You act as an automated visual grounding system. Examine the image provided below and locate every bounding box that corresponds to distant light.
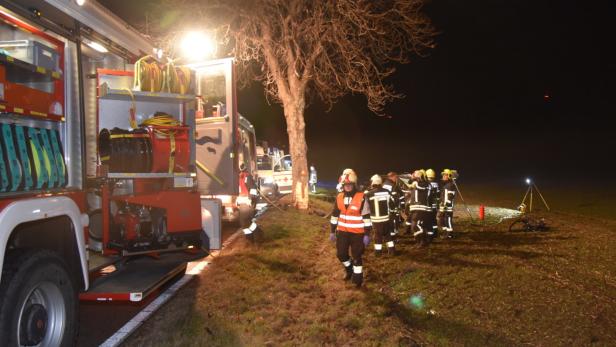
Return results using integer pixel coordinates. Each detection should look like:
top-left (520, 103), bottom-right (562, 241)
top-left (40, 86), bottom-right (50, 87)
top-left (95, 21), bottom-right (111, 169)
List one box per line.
top-left (86, 40), bottom-right (108, 53)
top-left (525, 178), bottom-right (531, 185)
top-left (76, 0), bottom-right (85, 6)
top-left (180, 31), bottom-right (216, 61)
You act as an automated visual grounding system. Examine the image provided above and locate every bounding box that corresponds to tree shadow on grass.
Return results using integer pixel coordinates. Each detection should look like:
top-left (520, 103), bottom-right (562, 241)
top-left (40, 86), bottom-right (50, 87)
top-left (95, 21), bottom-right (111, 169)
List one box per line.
top-left (246, 253), bottom-right (300, 274)
top-left (257, 224), bottom-right (291, 243)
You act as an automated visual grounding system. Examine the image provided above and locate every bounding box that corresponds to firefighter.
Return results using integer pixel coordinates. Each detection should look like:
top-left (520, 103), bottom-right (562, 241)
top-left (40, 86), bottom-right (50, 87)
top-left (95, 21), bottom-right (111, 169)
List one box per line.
top-left (239, 162), bottom-right (258, 242)
top-left (309, 165), bottom-right (318, 193)
top-left (366, 174), bottom-right (396, 256)
top-left (426, 169), bottom-right (440, 239)
top-left (383, 171), bottom-right (404, 237)
top-left (330, 171), bottom-right (372, 287)
top-left (438, 169), bottom-right (457, 238)
top-left (407, 169), bottom-right (431, 246)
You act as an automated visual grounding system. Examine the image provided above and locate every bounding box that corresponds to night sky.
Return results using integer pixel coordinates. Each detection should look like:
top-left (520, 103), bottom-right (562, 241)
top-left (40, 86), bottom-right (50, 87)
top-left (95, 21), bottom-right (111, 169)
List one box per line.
top-left (104, 0), bottom-right (615, 184)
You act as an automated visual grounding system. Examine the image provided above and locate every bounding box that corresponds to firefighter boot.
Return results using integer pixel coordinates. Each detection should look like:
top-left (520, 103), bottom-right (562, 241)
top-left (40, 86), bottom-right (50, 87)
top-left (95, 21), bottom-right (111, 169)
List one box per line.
top-left (387, 241), bottom-right (396, 256)
top-left (374, 244), bottom-right (383, 257)
top-left (343, 265), bottom-right (353, 281)
top-left (352, 271), bottom-right (363, 288)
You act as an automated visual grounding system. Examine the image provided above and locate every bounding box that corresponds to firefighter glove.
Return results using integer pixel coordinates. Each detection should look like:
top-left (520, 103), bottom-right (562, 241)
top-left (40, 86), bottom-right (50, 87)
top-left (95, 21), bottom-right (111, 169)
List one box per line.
top-left (363, 235), bottom-right (370, 247)
top-left (329, 232), bottom-right (337, 242)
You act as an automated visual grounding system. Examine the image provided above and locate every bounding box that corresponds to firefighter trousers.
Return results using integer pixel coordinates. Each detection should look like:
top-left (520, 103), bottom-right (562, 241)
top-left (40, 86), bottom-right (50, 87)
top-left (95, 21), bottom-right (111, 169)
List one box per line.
top-left (336, 231), bottom-right (365, 286)
top-left (372, 221), bottom-right (394, 251)
top-left (438, 211), bottom-right (454, 237)
top-left (410, 210), bottom-right (431, 246)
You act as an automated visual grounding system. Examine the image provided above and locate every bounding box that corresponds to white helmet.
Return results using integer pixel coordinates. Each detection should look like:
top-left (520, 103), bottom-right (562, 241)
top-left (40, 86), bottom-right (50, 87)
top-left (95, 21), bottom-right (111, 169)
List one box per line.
top-left (370, 174), bottom-right (382, 186)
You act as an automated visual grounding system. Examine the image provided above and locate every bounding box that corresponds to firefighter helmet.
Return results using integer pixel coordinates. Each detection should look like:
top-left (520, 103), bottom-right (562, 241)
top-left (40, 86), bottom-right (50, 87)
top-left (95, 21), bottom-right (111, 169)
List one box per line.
top-left (342, 172), bottom-right (358, 185)
top-left (426, 169), bottom-right (436, 179)
top-left (442, 168), bottom-right (452, 176)
top-left (414, 169), bottom-right (426, 180)
top-left (370, 174), bottom-right (382, 186)
top-left (342, 168), bottom-right (355, 175)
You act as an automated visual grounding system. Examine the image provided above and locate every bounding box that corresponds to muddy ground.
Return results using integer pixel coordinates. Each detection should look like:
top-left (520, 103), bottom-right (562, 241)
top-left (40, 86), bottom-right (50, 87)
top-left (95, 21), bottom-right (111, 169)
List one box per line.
top-left (124, 189), bottom-right (616, 346)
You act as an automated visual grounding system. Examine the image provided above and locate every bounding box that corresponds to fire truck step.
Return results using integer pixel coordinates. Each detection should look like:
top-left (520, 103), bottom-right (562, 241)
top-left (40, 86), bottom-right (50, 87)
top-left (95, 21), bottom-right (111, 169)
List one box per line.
top-left (80, 250), bottom-right (207, 302)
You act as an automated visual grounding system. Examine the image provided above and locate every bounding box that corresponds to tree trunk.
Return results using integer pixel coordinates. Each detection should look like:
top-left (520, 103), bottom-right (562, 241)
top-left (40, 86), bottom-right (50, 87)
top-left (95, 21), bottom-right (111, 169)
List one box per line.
top-left (282, 97), bottom-right (309, 210)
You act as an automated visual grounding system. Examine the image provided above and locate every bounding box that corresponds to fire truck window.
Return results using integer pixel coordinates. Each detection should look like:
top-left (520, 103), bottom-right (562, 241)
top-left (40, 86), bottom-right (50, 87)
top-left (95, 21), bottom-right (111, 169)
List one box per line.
top-left (0, 19), bottom-right (59, 94)
top-left (197, 67), bottom-right (226, 118)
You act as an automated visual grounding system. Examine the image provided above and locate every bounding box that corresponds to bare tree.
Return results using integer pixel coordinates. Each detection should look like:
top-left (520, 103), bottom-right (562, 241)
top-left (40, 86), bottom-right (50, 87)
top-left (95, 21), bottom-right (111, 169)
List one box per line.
top-left (158, 0), bottom-right (434, 209)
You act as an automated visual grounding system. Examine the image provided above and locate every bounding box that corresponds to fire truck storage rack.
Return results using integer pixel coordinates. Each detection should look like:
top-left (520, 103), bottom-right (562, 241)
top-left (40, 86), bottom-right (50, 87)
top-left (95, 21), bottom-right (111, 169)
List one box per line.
top-left (91, 68), bottom-right (201, 257)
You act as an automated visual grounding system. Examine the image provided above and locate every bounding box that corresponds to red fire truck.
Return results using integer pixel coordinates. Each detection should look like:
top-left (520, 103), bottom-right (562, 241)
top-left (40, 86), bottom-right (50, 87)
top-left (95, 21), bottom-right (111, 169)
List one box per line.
top-left (0, 1), bottom-right (246, 345)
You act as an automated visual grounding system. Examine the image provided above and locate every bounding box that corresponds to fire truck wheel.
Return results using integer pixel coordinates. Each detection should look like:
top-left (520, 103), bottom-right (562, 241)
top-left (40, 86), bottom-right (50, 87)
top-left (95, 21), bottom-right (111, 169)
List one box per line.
top-left (0, 249), bottom-right (78, 347)
top-left (238, 204), bottom-right (253, 229)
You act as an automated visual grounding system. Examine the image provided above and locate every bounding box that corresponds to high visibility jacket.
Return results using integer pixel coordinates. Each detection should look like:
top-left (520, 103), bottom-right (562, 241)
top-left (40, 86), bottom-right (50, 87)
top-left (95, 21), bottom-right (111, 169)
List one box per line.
top-left (408, 180), bottom-right (431, 212)
top-left (382, 178), bottom-right (404, 213)
top-left (331, 191), bottom-right (371, 234)
top-left (440, 181), bottom-right (456, 212)
top-left (366, 186), bottom-right (394, 223)
top-left (428, 180), bottom-right (440, 210)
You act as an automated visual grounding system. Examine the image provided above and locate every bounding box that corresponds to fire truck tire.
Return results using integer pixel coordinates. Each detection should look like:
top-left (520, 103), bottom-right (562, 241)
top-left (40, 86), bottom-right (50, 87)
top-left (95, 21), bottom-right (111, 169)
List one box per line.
top-left (238, 204), bottom-right (253, 229)
top-left (0, 249), bottom-right (78, 347)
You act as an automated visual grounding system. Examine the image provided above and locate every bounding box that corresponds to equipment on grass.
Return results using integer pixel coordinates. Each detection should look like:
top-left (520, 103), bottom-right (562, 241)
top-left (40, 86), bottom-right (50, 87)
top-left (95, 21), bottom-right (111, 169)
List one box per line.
top-left (519, 178), bottom-right (550, 213)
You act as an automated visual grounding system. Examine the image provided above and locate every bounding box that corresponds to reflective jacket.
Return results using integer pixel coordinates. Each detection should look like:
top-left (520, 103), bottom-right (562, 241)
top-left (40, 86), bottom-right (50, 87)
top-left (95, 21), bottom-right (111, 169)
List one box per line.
top-left (382, 178), bottom-right (404, 213)
top-left (330, 191), bottom-right (372, 234)
top-left (428, 180), bottom-right (440, 210)
top-left (439, 181), bottom-right (456, 212)
top-left (366, 186), bottom-right (395, 223)
top-left (407, 180), bottom-right (431, 212)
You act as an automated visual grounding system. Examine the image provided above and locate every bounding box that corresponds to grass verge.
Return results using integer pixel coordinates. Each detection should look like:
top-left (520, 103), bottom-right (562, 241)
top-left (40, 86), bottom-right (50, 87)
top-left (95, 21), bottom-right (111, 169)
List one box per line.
top-left (125, 196), bottom-right (616, 346)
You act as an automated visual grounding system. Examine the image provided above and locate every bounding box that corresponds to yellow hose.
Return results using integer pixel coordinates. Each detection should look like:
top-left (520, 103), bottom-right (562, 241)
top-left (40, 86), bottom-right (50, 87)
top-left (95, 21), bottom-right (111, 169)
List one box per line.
top-left (134, 55), bottom-right (163, 92)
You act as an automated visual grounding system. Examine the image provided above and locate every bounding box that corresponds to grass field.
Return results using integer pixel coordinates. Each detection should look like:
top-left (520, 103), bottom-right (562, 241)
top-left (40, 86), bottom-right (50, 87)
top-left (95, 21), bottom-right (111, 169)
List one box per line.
top-left (125, 188), bottom-right (616, 346)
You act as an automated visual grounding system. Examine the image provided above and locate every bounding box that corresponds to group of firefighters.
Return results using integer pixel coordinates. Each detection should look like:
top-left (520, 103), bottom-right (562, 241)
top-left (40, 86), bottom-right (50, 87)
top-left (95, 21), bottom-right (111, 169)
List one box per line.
top-left (330, 168), bottom-right (458, 287)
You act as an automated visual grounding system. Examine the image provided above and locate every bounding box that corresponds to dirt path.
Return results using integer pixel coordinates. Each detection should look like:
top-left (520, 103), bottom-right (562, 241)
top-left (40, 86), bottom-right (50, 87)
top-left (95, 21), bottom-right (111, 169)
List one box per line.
top-left (124, 198), bottom-right (616, 346)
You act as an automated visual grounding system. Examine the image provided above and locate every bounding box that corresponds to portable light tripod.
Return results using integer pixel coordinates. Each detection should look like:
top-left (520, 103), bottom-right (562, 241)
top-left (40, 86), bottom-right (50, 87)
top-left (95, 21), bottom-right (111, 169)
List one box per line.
top-left (520, 178), bottom-right (550, 213)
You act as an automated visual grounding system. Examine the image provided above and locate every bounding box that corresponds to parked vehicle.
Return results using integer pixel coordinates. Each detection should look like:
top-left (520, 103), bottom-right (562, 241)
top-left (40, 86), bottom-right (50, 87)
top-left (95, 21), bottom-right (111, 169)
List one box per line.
top-left (0, 1), bottom-right (240, 345)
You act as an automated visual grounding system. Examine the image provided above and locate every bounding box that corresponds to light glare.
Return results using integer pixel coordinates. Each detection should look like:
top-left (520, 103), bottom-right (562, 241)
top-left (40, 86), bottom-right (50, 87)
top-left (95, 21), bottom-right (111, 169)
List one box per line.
top-left (86, 40), bottom-right (108, 53)
top-left (181, 31), bottom-right (216, 61)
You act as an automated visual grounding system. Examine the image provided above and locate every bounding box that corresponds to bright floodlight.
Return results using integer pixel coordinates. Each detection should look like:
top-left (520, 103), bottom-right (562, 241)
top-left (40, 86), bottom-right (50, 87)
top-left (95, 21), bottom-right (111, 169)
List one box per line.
top-left (76, 0), bottom-right (85, 6)
top-left (181, 31), bottom-right (216, 61)
top-left (525, 178), bottom-right (531, 185)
